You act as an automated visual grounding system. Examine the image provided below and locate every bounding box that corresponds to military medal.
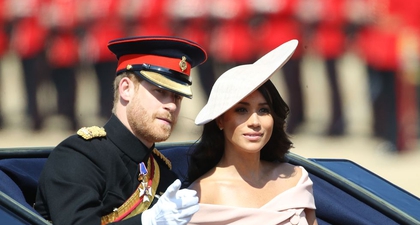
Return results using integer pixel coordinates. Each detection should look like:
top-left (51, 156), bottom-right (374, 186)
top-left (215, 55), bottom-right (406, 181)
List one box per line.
top-left (138, 161), bottom-right (152, 202)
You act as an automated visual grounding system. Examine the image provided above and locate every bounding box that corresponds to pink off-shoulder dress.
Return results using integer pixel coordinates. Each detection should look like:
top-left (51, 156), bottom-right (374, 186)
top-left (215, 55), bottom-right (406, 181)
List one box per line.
top-left (188, 166), bottom-right (316, 225)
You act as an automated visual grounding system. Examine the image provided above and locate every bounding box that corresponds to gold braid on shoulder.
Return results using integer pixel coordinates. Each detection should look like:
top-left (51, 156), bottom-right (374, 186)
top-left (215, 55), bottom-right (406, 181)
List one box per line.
top-left (77, 126), bottom-right (107, 140)
top-left (152, 148), bottom-right (172, 170)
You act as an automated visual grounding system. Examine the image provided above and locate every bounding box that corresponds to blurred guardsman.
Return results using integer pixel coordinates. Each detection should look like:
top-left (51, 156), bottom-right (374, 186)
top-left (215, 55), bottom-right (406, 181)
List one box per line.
top-left (80, 0), bottom-right (126, 120)
top-left (356, 0), bottom-right (420, 151)
top-left (9, 0), bottom-right (49, 130)
top-left (44, 0), bottom-right (81, 130)
top-left (35, 36), bottom-right (207, 225)
top-left (310, 0), bottom-right (347, 136)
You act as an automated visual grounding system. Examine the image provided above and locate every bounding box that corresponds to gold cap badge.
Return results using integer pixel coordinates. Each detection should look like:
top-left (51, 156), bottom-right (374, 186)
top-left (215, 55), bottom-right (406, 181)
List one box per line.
top-left (179, 56), bottom-right (187, 72)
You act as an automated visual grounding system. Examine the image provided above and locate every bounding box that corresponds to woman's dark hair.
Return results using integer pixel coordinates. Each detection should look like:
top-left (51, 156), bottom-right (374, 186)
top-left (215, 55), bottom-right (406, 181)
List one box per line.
top-left (187, 80), bottom-right (293, 184)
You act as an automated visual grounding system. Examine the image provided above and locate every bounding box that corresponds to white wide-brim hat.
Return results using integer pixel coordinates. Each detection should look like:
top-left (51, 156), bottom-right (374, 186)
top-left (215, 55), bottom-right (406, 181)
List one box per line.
top-left (195, 39), bottom-right (298, 125)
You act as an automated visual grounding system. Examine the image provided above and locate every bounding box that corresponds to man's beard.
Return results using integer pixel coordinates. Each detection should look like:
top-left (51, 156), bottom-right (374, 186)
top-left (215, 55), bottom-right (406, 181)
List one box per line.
top-left (127, 104), bottom-right (175, 143)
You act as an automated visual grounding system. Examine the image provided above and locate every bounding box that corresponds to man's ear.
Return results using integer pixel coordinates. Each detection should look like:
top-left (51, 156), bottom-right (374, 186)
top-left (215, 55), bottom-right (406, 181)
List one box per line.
top-left (119, 77), bottom-right (133, 101)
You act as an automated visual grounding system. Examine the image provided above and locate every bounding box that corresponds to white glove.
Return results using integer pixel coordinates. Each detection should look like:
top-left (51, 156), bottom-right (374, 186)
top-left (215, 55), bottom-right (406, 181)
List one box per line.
top-left (141, 179), bottom-right (199, 225)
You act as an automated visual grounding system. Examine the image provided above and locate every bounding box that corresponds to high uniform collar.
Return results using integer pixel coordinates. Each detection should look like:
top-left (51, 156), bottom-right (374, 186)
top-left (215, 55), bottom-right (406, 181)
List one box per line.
top-left (104, 114), bottom-right (154, 163)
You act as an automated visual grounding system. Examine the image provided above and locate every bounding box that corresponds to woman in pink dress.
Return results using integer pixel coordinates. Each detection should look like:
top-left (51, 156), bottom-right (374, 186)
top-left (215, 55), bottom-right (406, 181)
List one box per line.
top-left (187, 40), bottom-right (318, 225)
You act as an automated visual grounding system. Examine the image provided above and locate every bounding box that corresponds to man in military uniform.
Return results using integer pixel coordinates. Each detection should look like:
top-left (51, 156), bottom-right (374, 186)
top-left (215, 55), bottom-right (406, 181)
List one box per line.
top-left (34, 36), bottom-right (207, 225)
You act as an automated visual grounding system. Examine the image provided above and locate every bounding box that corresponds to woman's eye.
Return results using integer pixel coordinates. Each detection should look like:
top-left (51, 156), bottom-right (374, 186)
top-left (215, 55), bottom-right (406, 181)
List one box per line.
top-left (260, 108), bottom-right (270, 114)
top-left (235, 107), bottom-right (247, 113)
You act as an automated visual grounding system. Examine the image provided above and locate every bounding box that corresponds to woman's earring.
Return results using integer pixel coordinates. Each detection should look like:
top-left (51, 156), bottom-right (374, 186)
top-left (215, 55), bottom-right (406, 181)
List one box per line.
top-left (220, 127), bottom-right (223, 131)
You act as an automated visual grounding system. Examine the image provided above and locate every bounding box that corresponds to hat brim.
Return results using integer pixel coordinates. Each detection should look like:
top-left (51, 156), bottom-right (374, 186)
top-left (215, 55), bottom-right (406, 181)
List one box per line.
top-left (139, 70), bottom-right (193, 98)
top-left (195, 39), bottom-right (298, 125)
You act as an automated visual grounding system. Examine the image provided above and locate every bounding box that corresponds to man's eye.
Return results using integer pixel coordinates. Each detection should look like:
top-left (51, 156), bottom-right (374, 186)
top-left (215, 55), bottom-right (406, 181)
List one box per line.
top-left (174, 95), bottom-right (182, 101)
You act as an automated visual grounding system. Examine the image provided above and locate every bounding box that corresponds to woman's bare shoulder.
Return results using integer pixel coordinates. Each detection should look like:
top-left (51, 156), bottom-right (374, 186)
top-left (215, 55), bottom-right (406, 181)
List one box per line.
top-left (188, 171), bottom-right (225, 204)
top-left (269, 162), bottom-right (303, 190)
top-left (188, 177), bottom-right (210, 192)
top-left (273, 162), bottom-right (301, 178)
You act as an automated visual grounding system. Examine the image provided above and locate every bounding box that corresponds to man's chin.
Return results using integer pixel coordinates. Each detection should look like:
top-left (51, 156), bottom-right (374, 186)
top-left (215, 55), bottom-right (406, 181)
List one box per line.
top-left (152, 130), bottom-right (172, 142)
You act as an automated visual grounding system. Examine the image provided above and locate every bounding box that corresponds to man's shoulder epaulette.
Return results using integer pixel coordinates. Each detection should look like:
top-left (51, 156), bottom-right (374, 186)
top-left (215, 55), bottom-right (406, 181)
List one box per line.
top-left (152, 148), bottom-right (172, 170)
top-left (77, 126), bottom-right (107, 140)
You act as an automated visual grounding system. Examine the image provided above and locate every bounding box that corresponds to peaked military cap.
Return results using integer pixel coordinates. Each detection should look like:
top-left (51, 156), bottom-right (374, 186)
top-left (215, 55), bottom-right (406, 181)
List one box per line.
top-left (108, 36), bottom-right (207, 98)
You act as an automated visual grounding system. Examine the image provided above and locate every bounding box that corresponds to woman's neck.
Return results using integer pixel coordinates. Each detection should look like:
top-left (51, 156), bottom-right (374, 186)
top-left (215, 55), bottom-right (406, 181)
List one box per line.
top-left (217, 150), bottom-right (270, 187)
